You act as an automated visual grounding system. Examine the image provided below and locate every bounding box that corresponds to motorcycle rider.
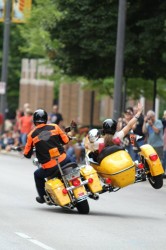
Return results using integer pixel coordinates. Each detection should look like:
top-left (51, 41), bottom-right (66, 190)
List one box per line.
top-left (23, 109), bottom-right (71, 204)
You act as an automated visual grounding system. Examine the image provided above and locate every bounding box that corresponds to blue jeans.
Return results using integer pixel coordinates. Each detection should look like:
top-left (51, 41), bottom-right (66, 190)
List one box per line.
top-left (20, 133), bottom-right (27, 146)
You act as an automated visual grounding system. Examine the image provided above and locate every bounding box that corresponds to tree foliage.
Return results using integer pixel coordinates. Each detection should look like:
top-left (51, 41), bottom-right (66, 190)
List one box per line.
top-left (20, 0), bottom-right (166, 100)
top-left (51, 0), bottom-right (118, 79)
top-left (1, 0), bottom-right (166, 115)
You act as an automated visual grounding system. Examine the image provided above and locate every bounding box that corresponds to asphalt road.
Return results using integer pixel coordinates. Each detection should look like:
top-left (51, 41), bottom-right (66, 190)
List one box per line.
top-left (0, 152), bottom-right (166, 250)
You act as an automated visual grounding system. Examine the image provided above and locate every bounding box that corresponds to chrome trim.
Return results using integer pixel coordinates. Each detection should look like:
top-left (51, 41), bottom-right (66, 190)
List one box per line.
top-left (64, 167), bottom-right (80, 180)
top-left (66, 180), bottom-right (89, 191)
top-left (98, 165), bottom-right (135, 176)
top-left (77, 195), bottom-right (89, 202)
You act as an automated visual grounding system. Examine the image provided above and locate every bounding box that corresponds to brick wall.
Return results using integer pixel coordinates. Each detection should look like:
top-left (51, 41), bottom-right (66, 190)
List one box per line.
top-left (19, 59), bottom-right (54, 112)
top-left (59, 83), bottom-right (111, 127)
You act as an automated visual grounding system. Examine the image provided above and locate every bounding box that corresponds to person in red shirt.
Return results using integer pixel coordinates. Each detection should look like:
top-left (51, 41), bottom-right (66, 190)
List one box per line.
top-left (19, 108), bottom-right (33, 146)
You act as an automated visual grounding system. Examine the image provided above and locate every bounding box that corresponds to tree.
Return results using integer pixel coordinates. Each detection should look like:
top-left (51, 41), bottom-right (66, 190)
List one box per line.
top-left (51, 0), bottom-right (118, 79)
top-left (3, 0), bottom-right (166, 114)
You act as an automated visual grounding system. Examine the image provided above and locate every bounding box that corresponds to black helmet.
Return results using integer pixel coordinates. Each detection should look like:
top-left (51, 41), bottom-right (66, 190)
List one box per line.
top-left (33, 109), bottom-right (48, 125)
top-left (102, 119), bottom-right (117, 135)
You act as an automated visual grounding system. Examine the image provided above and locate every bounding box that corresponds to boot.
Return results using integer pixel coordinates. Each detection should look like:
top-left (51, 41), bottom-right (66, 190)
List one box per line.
top-left (36, 196), bottom-right (45, 204)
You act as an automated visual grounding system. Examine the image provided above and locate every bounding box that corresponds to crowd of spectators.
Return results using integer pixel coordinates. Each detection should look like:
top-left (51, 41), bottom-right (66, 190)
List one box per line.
top-left (0, 103), bottom-right (89, 164)
top-left (117, 107), bottom-right (166, 173)
top-left (0, 103), bottom-right (166, 174)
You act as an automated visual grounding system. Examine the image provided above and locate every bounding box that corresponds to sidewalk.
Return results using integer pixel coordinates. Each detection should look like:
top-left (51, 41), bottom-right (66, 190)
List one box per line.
top-left (0, 149), bottom-right (21, 157)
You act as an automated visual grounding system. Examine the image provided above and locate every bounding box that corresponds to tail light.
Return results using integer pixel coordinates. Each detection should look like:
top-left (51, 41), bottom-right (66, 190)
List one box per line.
top-left (149, 154), bottom-right (158, 161)
top-left (62, 188), bottom-right (68, 195)
top-left (105, 178), bottom-right (112, 184)
top-left (72, 178), bottom-right (81, 187)
top-left (138, 163), bottom-right (144, 169)
top-left (88, 178), bottom-right (93, 184)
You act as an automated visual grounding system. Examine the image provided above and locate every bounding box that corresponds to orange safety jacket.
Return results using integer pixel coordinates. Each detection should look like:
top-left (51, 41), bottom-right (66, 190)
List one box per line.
top-left (24, 123), bottom-right (69, 169)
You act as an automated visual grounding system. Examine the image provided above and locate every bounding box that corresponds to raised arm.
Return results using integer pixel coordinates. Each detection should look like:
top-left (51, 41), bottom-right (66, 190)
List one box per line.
top-left (122, 102), bottom-right (143, 137)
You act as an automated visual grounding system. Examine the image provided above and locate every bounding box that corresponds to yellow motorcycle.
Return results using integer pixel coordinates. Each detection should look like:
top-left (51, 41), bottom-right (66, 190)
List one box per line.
top-left (82, 136), bottom-right (164, 198)
top-left (33, 154), bottom-right (91, 214)
top-left (13, 146), bottom-right (91, 214)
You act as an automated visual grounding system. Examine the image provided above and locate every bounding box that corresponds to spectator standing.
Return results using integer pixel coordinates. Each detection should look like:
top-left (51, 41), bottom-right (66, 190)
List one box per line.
top-left (19, 108), bottom-right (33, 146)
top-left (129, 106), bottom-right (146, 161)
top-left (23, 103), bottom-right (30, 112)
top-left (50, 105), bottom-right (63, 127)
top-left (117, 107), bottom-right (136, 160)
top-left (14, 109), bottom-right (24, 133)
top-left (133, 105), bottom-right (146, 145)
top-left (142, 110), bottom-right (163, 161)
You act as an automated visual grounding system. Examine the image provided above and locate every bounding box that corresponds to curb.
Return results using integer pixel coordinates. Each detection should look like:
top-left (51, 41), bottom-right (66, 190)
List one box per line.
top-left (0, 150), bottom-right (21, 157)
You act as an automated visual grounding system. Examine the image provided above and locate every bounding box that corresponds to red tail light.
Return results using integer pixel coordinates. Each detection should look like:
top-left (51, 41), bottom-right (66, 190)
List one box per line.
top-left (72, 178), bottom-right (81, 187)
top-left (138, 163), bottom-right (144, 169)
top-left (62, 188), bottom-right (68, 195)
top-left (105, 178), bottom-right (112, 184)
top-left (88, 178), bottom-right (93, 184)
top-left (149, 154), bottom-right (158, 161)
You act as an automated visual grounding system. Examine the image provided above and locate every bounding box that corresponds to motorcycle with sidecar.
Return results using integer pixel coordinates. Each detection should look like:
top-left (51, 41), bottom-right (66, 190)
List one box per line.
top-left (13, 131), bottom-right (164, 214)
top-left (80, 135), bottom-right (164, 199)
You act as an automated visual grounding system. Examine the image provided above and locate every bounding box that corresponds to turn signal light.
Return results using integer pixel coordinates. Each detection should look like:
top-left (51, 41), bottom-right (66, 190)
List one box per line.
top-left (62, 188), bottom-right (68, 195)
top-left (105, 178), bottom-right (112, 184)
top-left (72, 178), bottom-right (81, 187)
top-left (138, 163), bottom-right (144, 169)
top-left (88, 178), bottom-right (94, 184)
top-left (149, 154), bottom-right (158, 161)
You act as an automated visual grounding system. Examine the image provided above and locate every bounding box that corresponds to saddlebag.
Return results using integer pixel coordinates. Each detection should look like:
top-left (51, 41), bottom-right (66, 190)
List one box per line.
top-left (80, 165), bottom-right (102, 193)
top-left (45, 178), bottom-right (70, 206)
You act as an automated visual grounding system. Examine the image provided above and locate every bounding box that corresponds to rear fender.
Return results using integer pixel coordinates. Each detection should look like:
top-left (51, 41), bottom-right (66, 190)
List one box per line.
top-left (140, 144), bottom-right (164, 176)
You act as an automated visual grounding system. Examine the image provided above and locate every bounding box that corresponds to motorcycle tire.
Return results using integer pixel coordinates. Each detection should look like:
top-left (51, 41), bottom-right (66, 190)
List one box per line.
top-left (76, 199), bottom-right (90, 214)
top-left (148, 174), bottom-right (163, 189)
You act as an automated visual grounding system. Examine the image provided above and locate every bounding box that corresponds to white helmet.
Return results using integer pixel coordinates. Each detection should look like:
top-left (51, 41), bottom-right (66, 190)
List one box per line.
top-left (88, 129), bottom-right (99, 143)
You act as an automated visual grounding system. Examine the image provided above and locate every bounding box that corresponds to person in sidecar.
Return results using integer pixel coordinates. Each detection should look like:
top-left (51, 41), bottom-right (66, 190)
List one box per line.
top-left (102, 102), bottom-right (143, 146)
top-left (85, 128), bottom-right (104, 162)
top-left (85, 102), bottom-right (143, 162)
top-left (23, 109), bottom-right (71, 204)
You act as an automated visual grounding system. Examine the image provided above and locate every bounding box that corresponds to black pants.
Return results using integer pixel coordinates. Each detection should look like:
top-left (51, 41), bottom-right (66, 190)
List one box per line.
top-left (34, 156), bottom-right (71, 199)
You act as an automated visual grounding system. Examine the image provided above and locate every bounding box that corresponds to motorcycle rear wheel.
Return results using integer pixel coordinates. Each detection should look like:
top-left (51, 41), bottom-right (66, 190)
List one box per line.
top-left (148, 174), bottom-right (163, 189)
top-left (76, 200), bottom-right (90, 214)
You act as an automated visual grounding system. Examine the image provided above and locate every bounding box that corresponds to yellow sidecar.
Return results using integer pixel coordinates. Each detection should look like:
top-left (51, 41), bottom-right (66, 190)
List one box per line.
top-left (90, 146), bottom-right (135, 188)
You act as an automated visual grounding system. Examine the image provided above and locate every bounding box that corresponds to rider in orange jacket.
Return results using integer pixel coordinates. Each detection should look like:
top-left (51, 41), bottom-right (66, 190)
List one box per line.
top-left (24, 109), bottom-right (71, 204)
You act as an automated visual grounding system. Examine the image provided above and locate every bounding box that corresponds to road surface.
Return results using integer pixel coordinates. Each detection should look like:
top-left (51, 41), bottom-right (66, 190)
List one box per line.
top-left (0, 153), bottom-right (166, 250)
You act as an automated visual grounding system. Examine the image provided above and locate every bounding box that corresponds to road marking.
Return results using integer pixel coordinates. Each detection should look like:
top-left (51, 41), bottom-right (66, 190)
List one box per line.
top-left (15, 232), bottom-right (56, 250)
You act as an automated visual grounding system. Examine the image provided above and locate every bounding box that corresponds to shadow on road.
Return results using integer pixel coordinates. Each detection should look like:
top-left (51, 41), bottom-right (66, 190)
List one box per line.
top-left (34, 206), bottom-right (161, 220)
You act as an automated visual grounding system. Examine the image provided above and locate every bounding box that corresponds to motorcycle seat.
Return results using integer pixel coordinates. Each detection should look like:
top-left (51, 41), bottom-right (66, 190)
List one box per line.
top-left (48, 162), bottom-right (78, 179)
top-left (97, 145), bottom-right (125, 164)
